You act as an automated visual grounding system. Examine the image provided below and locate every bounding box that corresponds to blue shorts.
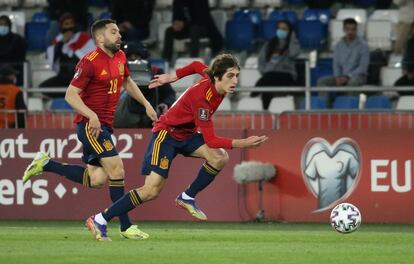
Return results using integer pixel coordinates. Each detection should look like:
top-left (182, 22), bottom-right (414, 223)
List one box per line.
top-left (76, 122), bottom-right (118, 166)
top-left (141, 129), bottom-right (205, 178)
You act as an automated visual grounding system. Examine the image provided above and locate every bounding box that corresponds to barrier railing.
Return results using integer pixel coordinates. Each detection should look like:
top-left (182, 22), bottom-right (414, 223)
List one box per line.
top-left (3, 109), bottom-right (414, 130)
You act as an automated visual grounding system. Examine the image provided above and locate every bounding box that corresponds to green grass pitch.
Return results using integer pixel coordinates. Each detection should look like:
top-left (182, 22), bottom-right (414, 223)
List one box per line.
top-left (1, 221), bottom-right (414, 264)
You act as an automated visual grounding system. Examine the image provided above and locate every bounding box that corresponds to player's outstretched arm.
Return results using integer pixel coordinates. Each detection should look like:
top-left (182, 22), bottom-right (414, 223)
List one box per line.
top-left (124, 76), bottom-right (158, 122)
top-left (65, 85), bottom-right (101, 137)
top-left (149, 61), bottom-right (208, 89)
top-left (200, 125), bottom-right (268, 149)
top-left (148, 72), bottom-right (178, 89)
top-left (232, 136), bottom-right (269, 149)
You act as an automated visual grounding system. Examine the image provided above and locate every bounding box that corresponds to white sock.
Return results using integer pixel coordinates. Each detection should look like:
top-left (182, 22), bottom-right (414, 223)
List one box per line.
top-left (94, 213), bottom-right (107, 225)
top-left (182, 192), bottom-right (194, 200)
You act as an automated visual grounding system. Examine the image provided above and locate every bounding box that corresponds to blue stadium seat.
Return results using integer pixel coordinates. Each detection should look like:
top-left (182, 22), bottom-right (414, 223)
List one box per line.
top-left (297, 20), bottom-right (327, 50)
top-left (226, 19), bottom-right (255, 51)
top-left (300, 96), bottom-right (328, 109)
top-left (262, 20), bottom-right (277, 40)
top-left (365, 95), bottom-right (391, 109)
top-left (50, 98), bottom-right (73, 111)
top-left (25, 22), bottom-right (50, 51)
top-left (333, 96), bottom-right (359, 109)
top-left (302, 8), bottom-right (331, 24)
top-left (283, 11), bottom-right (298, 26)
top-left (32, 11), bottom-right (49, 23)
top-left (233, 9), bottom-right (262, 38)
top-left (268, 10), bottom-right (297, 26)
top-left (311, 58), bottom-right (333, 86)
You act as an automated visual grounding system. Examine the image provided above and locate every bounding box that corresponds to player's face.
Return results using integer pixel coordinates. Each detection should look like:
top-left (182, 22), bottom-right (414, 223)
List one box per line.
top-left (103, 23), bottom-right (122, 54)
top-left (215, 67), bottom-right (240, 95)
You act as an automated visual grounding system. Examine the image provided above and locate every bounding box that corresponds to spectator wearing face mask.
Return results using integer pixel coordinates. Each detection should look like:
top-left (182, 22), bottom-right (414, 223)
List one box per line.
top-left (0, 15), bottom-right (27, 86)
top-left (39, 13), bottom-right (95, 98)
top-left (0, 65), bottom-right (27, 128)
top-left (253, 20), bottom-right (299, 109)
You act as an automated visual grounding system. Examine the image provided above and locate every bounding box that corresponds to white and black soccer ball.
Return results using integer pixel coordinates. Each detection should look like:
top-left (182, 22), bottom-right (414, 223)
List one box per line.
top-left (330, 203), bottom-right (362, 234)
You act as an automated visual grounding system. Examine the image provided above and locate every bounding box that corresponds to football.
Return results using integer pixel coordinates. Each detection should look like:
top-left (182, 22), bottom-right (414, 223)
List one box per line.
top-left (330, 203), bottom-right (362, 233)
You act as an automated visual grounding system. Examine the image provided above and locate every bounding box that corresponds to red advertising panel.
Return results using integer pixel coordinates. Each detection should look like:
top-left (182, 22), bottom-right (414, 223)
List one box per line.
top-left (0, 129), bottom-right (244, 221)
top-left (245, 129), bottom-right (414, 223)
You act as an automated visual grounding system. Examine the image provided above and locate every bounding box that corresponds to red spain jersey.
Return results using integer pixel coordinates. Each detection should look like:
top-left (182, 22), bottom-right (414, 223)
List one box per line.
top-left (153, 61), bottom-right (232, 149)
top-left (70, 47), bottom-right (129, 128)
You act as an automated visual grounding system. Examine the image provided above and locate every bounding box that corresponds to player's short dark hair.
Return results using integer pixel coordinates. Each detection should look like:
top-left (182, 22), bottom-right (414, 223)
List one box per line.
top-left (343, 18), bottom-right (357, 28)
top-left (90, 19), bottom-right (117, 39)
top-left (205, 53), bottom-right (240, 83)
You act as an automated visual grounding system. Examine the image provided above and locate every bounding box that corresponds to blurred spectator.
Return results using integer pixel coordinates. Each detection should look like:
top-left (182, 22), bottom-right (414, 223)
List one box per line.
top-left (317, 19), bottom-right (369, 96)
top-left (114, 41), bottom-right (176, 128)
top-left (253, 20), bottom-right (300, 109)
top-left (0, 15), bottom-right (26, 86)
top-left (46, 0), bottom-right (89, 44)
top-left (40, 13), bottom-right (95, 98)
top-left (47, 0), bottom-right (89, 30)
top-left (393, 0), bottom-right (414, 54)
top-left (109, 0), bottom-right (155, 42)
top-left (162, 0), bottom-right (223, 63)
top-left (394, 23), bottom-right (414, 94)
top-left (0, 65), bottom-right (27, 128)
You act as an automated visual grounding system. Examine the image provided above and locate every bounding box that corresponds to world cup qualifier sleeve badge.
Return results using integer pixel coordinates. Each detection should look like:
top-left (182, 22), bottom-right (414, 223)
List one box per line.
top-left (198, 108), bottom-right (209, 121)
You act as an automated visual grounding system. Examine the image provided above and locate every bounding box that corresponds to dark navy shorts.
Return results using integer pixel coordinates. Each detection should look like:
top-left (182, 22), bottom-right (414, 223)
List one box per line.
top-left (141, 129), bottom-right (205, 178)
top-left (76, 122), bottom-right (118, 166)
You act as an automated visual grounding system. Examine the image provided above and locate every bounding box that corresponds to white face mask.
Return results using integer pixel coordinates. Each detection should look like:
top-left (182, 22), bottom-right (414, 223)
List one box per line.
top-left (0, 25), bottom-right (9, 36)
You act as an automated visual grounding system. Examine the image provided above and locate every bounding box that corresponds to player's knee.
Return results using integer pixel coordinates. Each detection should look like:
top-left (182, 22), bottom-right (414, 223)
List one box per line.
top-left (140, 184), bottom-right (162, 201)
top-left (107, 164), bottom-right (125, 180)
top-left (90, 182), bottom-right (104, 189)
top-left (208, 149), bottom-right (229, 169)
top-left (88, 170), bottom-right (107, 188)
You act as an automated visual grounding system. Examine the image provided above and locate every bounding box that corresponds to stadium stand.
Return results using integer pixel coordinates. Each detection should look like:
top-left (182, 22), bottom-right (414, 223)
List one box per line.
top-left (365, 95), bottom-right (392, 109)
top-left (220, 0), bottom-right (249, 9)
top-left (396, 96), bottom-right (414, 110)
top-left (216, 96), bottom-right (232, 111)
top-left (299, 96), bottom-right (328, 109)
top-left (380, 66), bottom-right (402, 87)
top-left (366, 20), bottom-right (392, 51)
top-left (332, 96), bottom-right (359, 109)
top-left (252, 0), bottom-right (282, 8)
top-left (49, 98), bottom-right (72, 111)
top-left (267, 96), bottom-right (295, 114)
top-left (236, 96), bottom-right (263, 111)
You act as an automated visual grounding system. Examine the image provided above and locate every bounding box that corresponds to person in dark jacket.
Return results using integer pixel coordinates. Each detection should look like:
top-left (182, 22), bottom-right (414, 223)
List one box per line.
top-left (109, 0), bottom-right (155, 42)
top-left (0, 15), bottom-right (26, 86)
top-left (114, 41), bottom-right (176, 128)
top-left (394, 23), bottom-right (414, 95)
top-left (162, 0), bottom-right (223, 63)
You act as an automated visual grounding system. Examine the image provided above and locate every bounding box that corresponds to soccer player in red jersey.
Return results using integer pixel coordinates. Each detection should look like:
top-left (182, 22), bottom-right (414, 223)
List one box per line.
top-left (87, 53), bottom-right (268, 241)
top-left (22, 19), bottom-right (157, 240)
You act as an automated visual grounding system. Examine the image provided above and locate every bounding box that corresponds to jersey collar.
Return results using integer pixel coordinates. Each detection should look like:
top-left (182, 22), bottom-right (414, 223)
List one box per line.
top-left (210, 82), bottom-right (223, 98)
